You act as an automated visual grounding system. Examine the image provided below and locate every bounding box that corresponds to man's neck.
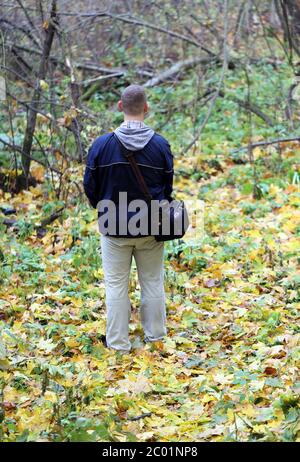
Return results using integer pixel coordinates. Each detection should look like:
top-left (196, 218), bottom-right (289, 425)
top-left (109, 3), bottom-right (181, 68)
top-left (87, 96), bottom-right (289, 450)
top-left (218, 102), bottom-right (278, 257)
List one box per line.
top-left (123, 115), bottom-right (144, 123)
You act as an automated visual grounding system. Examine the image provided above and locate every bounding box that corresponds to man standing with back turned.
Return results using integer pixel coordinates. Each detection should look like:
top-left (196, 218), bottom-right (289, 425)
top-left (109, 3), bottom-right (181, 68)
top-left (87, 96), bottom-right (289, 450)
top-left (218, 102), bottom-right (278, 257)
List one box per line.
top-left (83, 85), bottom-right (174, 352)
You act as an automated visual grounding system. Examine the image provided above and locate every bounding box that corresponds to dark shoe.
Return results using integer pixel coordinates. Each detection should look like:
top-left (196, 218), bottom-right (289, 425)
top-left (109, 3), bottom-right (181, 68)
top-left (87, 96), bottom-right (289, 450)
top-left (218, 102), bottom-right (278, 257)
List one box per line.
top-left (100, 334), bottom-right (107, 348)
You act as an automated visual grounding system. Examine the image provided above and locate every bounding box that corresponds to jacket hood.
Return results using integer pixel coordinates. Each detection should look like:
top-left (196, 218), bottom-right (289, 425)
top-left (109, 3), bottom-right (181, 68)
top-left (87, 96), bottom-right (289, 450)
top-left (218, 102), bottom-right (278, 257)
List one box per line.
top-left (114, 120), bottom-right (155, 151)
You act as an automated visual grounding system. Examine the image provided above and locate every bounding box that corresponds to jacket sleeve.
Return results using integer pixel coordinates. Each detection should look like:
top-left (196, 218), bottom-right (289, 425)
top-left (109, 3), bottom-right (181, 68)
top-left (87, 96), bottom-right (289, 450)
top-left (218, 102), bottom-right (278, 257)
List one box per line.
top-left (164, 141), bottom-right (174, 202)
top-left (83, 142), bottom-right (100, 209)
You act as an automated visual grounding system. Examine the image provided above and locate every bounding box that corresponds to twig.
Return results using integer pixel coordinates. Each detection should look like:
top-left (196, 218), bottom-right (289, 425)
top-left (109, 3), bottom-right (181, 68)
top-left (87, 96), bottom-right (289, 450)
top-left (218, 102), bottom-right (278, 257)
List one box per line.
top-left (0, 17), bottom-right (41, 49)
top-left (219, 91), bottom-right (274, 126)
top-left (16, 0), bottom-right (41, 45)
top-left (38, 207), bottom-right (64, 228)
top-left (3, 208), bottom-right (65, 236)
top-left (127, 412), bottom-right (152, 421)
top-left (0, 136), bottom-right (62, 175)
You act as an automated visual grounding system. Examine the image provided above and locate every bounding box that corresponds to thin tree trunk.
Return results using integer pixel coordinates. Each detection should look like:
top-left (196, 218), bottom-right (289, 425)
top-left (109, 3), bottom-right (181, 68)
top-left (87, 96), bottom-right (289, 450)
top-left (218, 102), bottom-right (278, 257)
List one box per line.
top-left (275, 0), bottom-right (300, 58)
top-left (285, 0), bottom-right (300, 55)
top-left (19, 0), bottom-right (57, 190)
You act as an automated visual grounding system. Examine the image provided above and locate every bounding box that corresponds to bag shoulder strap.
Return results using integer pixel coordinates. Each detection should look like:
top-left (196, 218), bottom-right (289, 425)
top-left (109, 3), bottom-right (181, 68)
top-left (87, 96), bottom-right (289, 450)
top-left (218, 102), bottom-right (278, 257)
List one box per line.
top-left (113, 133), bottom-right (152, 202)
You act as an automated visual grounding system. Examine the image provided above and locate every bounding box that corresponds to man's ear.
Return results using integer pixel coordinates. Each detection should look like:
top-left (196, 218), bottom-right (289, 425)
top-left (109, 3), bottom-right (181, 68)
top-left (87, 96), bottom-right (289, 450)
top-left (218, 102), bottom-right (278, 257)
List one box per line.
top-left (144, 102), bottom-right (149, 114)
top-left (117, 100), bottom-right (123, 112)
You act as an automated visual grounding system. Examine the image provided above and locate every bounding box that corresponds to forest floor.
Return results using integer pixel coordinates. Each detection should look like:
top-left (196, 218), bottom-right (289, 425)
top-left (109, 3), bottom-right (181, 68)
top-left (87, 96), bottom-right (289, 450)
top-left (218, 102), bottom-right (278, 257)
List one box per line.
top-left (0, 143), bottom-right (299, 442)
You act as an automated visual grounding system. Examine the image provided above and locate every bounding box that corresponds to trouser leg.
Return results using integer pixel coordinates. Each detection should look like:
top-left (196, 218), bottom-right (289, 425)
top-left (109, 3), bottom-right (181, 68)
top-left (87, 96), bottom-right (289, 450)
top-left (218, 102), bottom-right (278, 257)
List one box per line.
top-left (133, 237), bottom-right (166, 342)
top-left (100, 235), bottom-right (133, 351)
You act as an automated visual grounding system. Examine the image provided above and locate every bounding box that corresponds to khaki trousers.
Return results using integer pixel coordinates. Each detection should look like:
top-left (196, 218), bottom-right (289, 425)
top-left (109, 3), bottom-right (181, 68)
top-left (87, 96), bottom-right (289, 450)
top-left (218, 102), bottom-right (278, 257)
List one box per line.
top-left (100, 235), bottom-right (166, 351)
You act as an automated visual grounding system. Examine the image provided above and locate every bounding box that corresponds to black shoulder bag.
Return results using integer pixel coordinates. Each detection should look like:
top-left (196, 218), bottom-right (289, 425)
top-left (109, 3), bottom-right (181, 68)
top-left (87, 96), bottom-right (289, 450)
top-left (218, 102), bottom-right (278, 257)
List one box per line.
top-left (114, 133), bottom-right (189, 241)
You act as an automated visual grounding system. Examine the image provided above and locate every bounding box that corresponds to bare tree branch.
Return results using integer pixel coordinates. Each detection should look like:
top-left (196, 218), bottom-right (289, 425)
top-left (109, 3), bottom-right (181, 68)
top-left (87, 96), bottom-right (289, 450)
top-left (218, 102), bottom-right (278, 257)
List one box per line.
top-left (230, 135), bottom-right (300, 154)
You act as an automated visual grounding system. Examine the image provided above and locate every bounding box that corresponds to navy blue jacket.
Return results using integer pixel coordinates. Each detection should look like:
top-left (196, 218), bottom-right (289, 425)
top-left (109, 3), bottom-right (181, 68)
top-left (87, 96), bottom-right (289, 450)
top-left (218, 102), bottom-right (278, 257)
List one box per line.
top-left (83, 132), bottom-right (174, 236)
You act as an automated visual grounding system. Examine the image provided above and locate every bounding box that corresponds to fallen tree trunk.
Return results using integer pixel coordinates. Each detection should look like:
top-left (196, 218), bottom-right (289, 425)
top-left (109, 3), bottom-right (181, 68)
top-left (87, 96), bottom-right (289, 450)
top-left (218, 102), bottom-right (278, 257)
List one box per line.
top-left (143, 56), bottom-right (214, 88)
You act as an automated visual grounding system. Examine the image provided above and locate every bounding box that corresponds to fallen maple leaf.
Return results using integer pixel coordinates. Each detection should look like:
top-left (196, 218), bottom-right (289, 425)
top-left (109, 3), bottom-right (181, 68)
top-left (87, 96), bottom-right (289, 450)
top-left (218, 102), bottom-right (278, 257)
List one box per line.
top-left (264, 366), bottom-right (278, 377)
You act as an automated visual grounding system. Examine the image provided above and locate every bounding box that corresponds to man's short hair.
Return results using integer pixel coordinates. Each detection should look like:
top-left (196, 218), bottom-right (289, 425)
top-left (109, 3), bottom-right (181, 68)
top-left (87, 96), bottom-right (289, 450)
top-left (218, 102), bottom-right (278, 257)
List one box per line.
top-left (121, 84), bottom-right (146, 116)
